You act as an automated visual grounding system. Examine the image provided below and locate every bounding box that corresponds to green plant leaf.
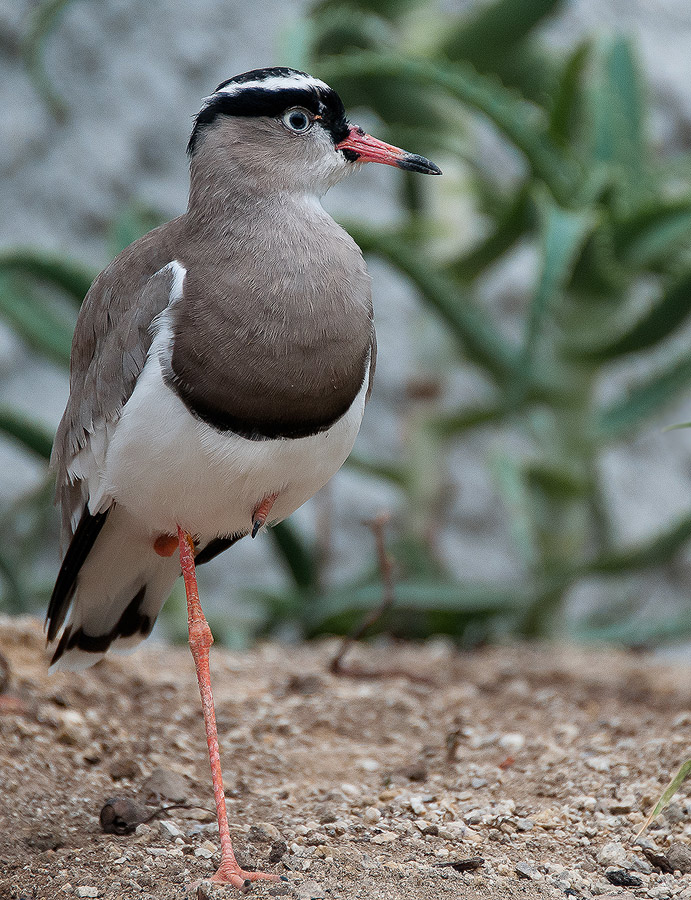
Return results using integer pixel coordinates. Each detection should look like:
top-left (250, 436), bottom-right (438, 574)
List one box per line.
top-left (549, 40), bottom-right (590, 144)
top-left (109, 205), bottom-right (165, 258)
top-left (613, 199), bottom-right (691, 269)
top-left (514, 192), bottom-right (594, 399)
top-left (0, 275), bottom-right (73, 367)
top-left (345, 452), bottom-right (407, 487)
top-left (448, 185), bottom-right (532, 282)
top-left (0, 407), bottom-right (54, 460)
top-left (432, 401), bottom-right (507, 438)
top-left (580, 269), bottom-right (691, 360)
top-left (637, 758), bottom-right (691, 838)
top-left (586, 511), bottom-right (691, 575)
top-left (269, 520), bottom-right (317, 591)
top-left (344, 223), bottom-right (518, 383)
top-left (576, 612), bottom-right (691, 647)
top-left (0, 250), bottom-right (94, 305)
top-left (22, 0), bottom-right (76, 121)
top-left (317, 53), bottom-right (579, 204)
top-left (293, 577), bottom-right (532, 634)
top-left (490, 452), bottom-right (538, 566)
top-left (440, 0), bottom-right (564, 73)
top-left (584, 37), bottom-right (647, 195)
top-left (597, 352), bottom-right (691, 441)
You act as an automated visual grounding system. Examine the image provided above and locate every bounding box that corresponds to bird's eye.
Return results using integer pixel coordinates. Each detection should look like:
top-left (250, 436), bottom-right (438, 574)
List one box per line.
top-left (282, 108), bottom-right (313, 134)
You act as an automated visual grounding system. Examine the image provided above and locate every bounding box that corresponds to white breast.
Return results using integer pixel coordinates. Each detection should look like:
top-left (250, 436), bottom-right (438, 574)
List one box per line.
top-left (99, 261), bottom-right (369, 541)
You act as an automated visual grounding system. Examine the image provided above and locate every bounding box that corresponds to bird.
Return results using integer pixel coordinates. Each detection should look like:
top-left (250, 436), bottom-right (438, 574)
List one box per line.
top-left (45, 66), bottom-right (441, 887)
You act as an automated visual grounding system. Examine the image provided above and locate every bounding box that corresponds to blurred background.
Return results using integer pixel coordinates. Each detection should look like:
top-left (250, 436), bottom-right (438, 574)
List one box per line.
top-left (2, 0), bottom-right (691, 653)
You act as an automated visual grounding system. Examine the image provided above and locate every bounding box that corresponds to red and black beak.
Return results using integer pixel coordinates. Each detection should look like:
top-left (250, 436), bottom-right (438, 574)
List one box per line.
top-left (335, 125), bottom-right (442, 175)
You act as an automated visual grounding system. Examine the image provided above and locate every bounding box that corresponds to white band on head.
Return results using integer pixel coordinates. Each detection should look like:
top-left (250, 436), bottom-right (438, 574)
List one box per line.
top-left (213, 73), bottom-right (330, 100)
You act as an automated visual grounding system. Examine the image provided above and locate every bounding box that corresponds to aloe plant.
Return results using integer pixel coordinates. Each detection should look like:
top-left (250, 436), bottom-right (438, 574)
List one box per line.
top-left (270, 0), bottom-right (691, 641)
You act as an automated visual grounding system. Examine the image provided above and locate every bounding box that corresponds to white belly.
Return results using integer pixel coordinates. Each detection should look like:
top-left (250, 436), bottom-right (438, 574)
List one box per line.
top-left (101, 334), bottom-right (368, 540)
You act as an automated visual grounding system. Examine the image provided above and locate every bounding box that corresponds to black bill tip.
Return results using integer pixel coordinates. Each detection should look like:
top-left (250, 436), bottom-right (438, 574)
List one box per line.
top-left (396, 153), bottom-right (442, 175)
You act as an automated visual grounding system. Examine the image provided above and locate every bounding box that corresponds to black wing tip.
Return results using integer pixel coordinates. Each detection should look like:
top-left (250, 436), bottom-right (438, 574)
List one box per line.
top-left (46, 505), bottom-right (111, 644)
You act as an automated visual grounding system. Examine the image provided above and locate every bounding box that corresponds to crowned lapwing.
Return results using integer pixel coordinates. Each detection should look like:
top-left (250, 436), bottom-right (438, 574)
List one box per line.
top-left (46, 67), bottom-right (440, 886)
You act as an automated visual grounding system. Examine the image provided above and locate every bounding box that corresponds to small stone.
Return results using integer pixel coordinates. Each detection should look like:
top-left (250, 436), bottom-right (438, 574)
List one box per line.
top-left (642, 848), bottom-right (674, 873)
top-left (158, 820), bottom-right (184, 839)
top-left (596, 895), bottom-right (638, 900)
top-left (498, 733), bottom-right (525, 754)
top-left (268, 840), bottom-right (287, 864)
top-left (409, 796), bottom-right (426, 815)
top-left (608, 797), bottom-right (635, 814)
top-left (364, 806), bottom-right (381, 824)
top-left (597, 841), bottom-right (629, 868)
top-left (585, 756), bottom-right (611, 772)
top-left (605, 869), bottom-right (642, 887)
top-left (515, 861), bottom-right (540, 880)
top-left (76, 889), bottom-right (99, 899)
top-left (298, 882), bottom-right (326, 900)
top-left (371, 831), bottom-right (398, 844)
top-left (195, 847), bottom-right (214, 859)
top-left (109, 758), bottom-right (141, 781)
top-left (667, 842), bottom-right (691, 874)
top-left (140, 767), bottom-right (188, 802)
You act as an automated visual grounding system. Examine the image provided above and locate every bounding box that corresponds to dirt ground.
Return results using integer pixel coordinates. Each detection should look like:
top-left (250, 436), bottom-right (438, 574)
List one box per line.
top-left (1, 616), bottom-right (691, 900)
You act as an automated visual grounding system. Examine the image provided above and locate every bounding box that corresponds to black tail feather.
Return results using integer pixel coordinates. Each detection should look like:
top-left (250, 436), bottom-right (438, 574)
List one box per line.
top-left (46, 505), bottom-right (110, 642)
top-left (194, 532), bottom-right (244, 566)
top-left (49, 584), bottom-right (152, 666)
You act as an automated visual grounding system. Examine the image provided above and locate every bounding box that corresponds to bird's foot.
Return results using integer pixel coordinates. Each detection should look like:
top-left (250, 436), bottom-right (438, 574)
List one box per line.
top-left (251, 492), bottom-right (278, 538)
top-left (210, 858), bottom-right (283, 889)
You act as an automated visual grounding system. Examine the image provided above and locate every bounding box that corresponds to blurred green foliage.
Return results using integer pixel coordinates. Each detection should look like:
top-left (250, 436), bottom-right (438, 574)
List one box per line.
top-left (3, 0), bottom-right (691, 647)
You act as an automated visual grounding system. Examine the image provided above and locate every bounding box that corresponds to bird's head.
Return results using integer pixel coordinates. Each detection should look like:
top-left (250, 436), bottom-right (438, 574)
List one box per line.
top-left (187, 67), bottom-right (441, 196)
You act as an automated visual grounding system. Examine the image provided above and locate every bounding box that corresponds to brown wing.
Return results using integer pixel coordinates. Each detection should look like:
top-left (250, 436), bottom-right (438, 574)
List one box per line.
top-left (51, 220), bottom-right (183, 549)
top-left (366, 327), bottom-right (377, 401)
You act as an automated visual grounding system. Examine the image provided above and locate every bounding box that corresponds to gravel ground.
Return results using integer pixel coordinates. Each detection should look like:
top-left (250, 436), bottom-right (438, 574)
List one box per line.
top-left (1, 616), bottom-right (691, 899)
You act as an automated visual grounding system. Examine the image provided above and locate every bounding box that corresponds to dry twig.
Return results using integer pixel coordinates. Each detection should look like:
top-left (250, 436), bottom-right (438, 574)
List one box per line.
top-left (329, 513), bottom-right (432, 683)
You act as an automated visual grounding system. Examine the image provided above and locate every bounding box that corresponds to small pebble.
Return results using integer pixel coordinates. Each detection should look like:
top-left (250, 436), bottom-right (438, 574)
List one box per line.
top-left (140, 767), bottom-right (188, 802)
top-left (667, 842), bottom-right (691, 874)
top-left (371, 831), bottom-right (398, 844)
top-left (76, 889), bottom-right (99, 899)
top-left (605, 869), bottom-right (643, 887)
top-left (597, 841), bottom-right (629, 868)
top-left (515, 861), bottom-right (540, 880)
top-left (364, 806), bottom-right (381, 823)
top-left (498, 733), bottom-right (525, 754)
top-left (159, 820), bottom-right (184, 838)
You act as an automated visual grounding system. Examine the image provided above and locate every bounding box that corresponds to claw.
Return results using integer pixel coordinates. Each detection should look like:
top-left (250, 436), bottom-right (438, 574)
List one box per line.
top-left (251, 492), bottom-right (278, 538)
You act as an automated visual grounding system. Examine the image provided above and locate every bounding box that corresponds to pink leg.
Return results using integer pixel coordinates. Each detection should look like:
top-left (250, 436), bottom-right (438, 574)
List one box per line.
top-left (177, 526), bottom-right (280, 888)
